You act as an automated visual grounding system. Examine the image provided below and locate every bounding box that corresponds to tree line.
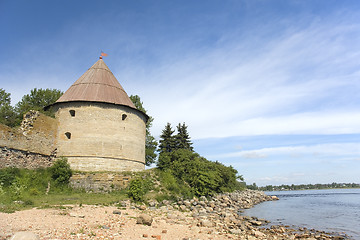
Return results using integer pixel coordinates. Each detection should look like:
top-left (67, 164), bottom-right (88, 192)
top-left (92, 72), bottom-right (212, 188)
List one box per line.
top-left (259, 182), bottom-right (360, 191)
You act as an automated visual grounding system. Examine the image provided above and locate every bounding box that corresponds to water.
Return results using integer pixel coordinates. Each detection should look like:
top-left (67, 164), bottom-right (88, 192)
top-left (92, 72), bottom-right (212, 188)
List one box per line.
top-left (242, 189), bottom-right (360, 239)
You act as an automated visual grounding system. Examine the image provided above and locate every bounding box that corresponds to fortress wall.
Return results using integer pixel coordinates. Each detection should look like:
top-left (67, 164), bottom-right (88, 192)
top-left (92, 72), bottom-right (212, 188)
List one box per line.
top-left (0, 111), bottom-right (57, 153)
top-left (54, 102), bottom-right (146, 172)
top-left (0, 147), bottom-right (54, 169)
top-left (0, 111), bottom-right (57, 169)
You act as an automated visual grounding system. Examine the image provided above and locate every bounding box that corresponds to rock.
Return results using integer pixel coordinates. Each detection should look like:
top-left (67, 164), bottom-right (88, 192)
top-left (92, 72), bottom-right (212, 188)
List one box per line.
top-left (69, 212), bottom-right (77, 217)
top-left (199, 196), bottom-right (207, 202)
top-left (253, 230), bottom-right (266, 238)
top-left (167, 213), bottom-right (177, 219)
top-left (113, 210), bottom-right (122, 215)
top-left (199, 219), bottom-right (214, 227)
top-left (139, 205), bottom-right (147, 210)
top-left (179, 205), bottom-right (187, 211)
top-left (11, 232), bottom-right (40, 240)
top-left (249, 220), bottom-right (262, 226)
top-left (137, 213), bottom-right (153, 226)
top-left (230, 229), bottom-right (243, 235)
top-left (271, 195), bottom-right (279, 200)
top-left (148, 200), bottom-right (158, 207)
top-left (183, 200), bottom-right (191, 207)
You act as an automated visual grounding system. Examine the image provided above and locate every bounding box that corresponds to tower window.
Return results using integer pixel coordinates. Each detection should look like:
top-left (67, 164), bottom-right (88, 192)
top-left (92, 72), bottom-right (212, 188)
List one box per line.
top-left (65, 132), bottom-right (71, 139)
top-left (122, 114), bottom-right (127, 120)
top-left (69, 110), bottom-right (75, 117)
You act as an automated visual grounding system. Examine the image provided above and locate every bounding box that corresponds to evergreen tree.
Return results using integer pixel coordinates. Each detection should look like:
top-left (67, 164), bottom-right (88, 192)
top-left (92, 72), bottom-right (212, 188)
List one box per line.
top-left (130, 95), bottom-right (158, 166)
top-left (175, 122), bottom-right (193, 151)
top-left (158, 122), bottom-right (176, 154)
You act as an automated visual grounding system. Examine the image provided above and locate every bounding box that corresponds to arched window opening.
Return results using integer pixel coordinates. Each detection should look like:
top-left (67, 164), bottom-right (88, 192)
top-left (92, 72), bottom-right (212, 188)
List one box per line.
top-left (69, 110), bottom-right (75, 117)
top-left (122, 114), bottom-right (127, 120)
top-left (65, 132), bottom-right (71, 139)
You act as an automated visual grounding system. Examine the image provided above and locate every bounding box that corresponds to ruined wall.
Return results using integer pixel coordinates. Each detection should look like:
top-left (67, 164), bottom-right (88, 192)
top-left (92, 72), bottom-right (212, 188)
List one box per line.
top-left (0, 111), bottom-right (57, 169)
top-left (53, 102), bottom-right (146, 172)
top-left (0, 111), bottom-right (58, 156)
top-left (0, 147), bottom-right (54, 169)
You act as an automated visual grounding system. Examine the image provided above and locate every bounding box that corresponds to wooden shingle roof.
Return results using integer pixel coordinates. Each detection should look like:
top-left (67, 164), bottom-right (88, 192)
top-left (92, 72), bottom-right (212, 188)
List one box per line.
top-left (55, 58), bottom-right (136, 109)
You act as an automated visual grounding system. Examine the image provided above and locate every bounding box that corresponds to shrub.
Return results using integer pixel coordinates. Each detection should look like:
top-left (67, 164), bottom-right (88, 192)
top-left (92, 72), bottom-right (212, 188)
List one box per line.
top-left (127, 178), bottom-right (145, 202)
top-left (158, 149), bottom-right (242, 196)
top-left (0, 167), bottom-right (20, 187)
top-left (49, 158), bottom-right (72, 185)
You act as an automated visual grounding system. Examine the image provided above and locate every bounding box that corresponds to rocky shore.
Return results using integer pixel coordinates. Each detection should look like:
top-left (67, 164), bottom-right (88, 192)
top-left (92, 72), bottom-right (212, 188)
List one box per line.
top-left (0, 190), bottom-right (350, 239)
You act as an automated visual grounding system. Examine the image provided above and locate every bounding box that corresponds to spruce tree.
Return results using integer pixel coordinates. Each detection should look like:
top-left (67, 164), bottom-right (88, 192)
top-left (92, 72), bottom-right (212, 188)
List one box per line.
top-left (158, 122), bottom-right (176, 154)
top-left (175, 122), bottom-right (193, 151)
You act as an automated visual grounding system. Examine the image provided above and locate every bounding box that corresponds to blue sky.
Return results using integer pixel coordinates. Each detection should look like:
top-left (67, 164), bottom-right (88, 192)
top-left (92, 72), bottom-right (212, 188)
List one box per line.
top-left (1, 0), bottom-right (360, 186)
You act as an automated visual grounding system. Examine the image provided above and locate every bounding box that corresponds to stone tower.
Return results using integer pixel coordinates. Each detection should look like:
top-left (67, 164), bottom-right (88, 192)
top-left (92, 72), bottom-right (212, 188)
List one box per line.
top-left (50, 58), bottom-right (148, 172)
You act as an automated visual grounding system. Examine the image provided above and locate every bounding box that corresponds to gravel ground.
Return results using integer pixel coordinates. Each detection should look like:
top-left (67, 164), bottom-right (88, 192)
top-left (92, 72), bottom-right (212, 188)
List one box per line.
top-left (0, 205), bottom-right (235, 240)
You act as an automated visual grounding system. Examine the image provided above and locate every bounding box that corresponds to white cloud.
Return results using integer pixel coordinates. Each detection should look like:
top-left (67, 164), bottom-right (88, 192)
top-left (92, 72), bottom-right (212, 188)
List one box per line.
top-left (131, 14), bottom-right (360, 139)
top-left (211, 142), bottom-right (360, 159)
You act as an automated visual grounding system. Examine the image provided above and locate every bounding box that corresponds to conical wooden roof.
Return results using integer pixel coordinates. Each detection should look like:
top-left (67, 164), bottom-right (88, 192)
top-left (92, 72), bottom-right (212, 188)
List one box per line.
top-left (55, 58), bottom-right (136, 109)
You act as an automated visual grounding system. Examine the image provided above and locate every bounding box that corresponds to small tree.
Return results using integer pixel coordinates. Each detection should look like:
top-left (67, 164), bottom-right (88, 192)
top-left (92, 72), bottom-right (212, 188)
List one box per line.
top-left (175, 122), bottom-right (193, 151)
top-left (158, 123), bottom-right (176, 155)
top-left (49, 158), bottom-right (72, 185)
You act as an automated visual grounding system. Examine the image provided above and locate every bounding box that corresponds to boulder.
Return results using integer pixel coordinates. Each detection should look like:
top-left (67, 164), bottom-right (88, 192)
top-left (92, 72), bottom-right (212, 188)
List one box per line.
top-left (199, 219), bottom-right (214, 228)
top-left (136, 213), bottom-right (153, 226)
top-left (113, 210), bottom-right (122, 215)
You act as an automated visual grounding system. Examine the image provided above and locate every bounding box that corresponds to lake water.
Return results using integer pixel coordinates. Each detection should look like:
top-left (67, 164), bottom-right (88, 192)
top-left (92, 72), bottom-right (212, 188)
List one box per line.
top-left (242, 189), bottom-right (360, 239)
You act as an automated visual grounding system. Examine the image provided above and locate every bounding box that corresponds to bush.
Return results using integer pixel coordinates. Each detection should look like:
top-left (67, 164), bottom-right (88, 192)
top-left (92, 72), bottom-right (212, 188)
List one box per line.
top-left (127, 178), bottom-right (145, 202)
top-left (0, 167), bottom-right (20, 187)
top-left (49, 158), bottom-right (72, 185)
top-left (158, 149), bottom-right (242, 196)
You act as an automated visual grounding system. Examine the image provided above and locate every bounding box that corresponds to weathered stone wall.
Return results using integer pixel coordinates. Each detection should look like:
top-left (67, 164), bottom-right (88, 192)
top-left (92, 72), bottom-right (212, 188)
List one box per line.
top-left (0, 111), bottom-right (57, 169)
top-left (53, 102), bottom-right (146, 172)
top-left (0, 147), bottom-right (55, 169)
top-left (70, 172), bottom-right (132, 192)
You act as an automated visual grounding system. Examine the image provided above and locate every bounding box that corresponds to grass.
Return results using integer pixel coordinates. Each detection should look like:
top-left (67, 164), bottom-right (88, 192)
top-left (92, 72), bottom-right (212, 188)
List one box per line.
top-left (0, 188), bottom-right (129, 213)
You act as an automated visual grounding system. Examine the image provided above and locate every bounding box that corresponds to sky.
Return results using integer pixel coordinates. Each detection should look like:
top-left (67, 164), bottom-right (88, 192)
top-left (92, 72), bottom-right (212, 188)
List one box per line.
top-left (1, 0), bottom-right (360, 186)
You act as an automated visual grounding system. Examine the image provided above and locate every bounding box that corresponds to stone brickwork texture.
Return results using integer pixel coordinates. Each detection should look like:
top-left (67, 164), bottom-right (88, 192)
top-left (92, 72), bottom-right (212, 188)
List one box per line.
top-left (53, 102), bottom-right (146, 172)
top-left (70, 172), bottom-right (133, 192)
top-left (0, 111), bottom-right (57, 156)
top-left (0, 147), bottom-right (55, 169)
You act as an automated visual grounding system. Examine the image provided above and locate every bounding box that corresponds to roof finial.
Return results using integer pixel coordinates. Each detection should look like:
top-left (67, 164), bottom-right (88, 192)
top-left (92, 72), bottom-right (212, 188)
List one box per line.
top-left (100, 51), bottom-right (108, 59)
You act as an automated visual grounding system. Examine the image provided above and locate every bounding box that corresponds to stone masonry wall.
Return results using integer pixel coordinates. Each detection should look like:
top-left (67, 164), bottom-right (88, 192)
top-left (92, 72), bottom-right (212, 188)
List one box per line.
top-left (54, 102), bottom-right (146, 172)
top-left (0, 147), bottom-right (55, 169)
top-left (0, 111), bottom-right (58, 156)
top-left (0, 110), bottom-right (57, 169)
top-left (70, 172), bottom-right (133, 192)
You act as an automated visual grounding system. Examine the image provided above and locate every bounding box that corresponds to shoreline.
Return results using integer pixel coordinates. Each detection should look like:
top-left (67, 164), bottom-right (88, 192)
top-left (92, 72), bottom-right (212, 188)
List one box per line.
top-left (0, 190), bottom-right (351, 239)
